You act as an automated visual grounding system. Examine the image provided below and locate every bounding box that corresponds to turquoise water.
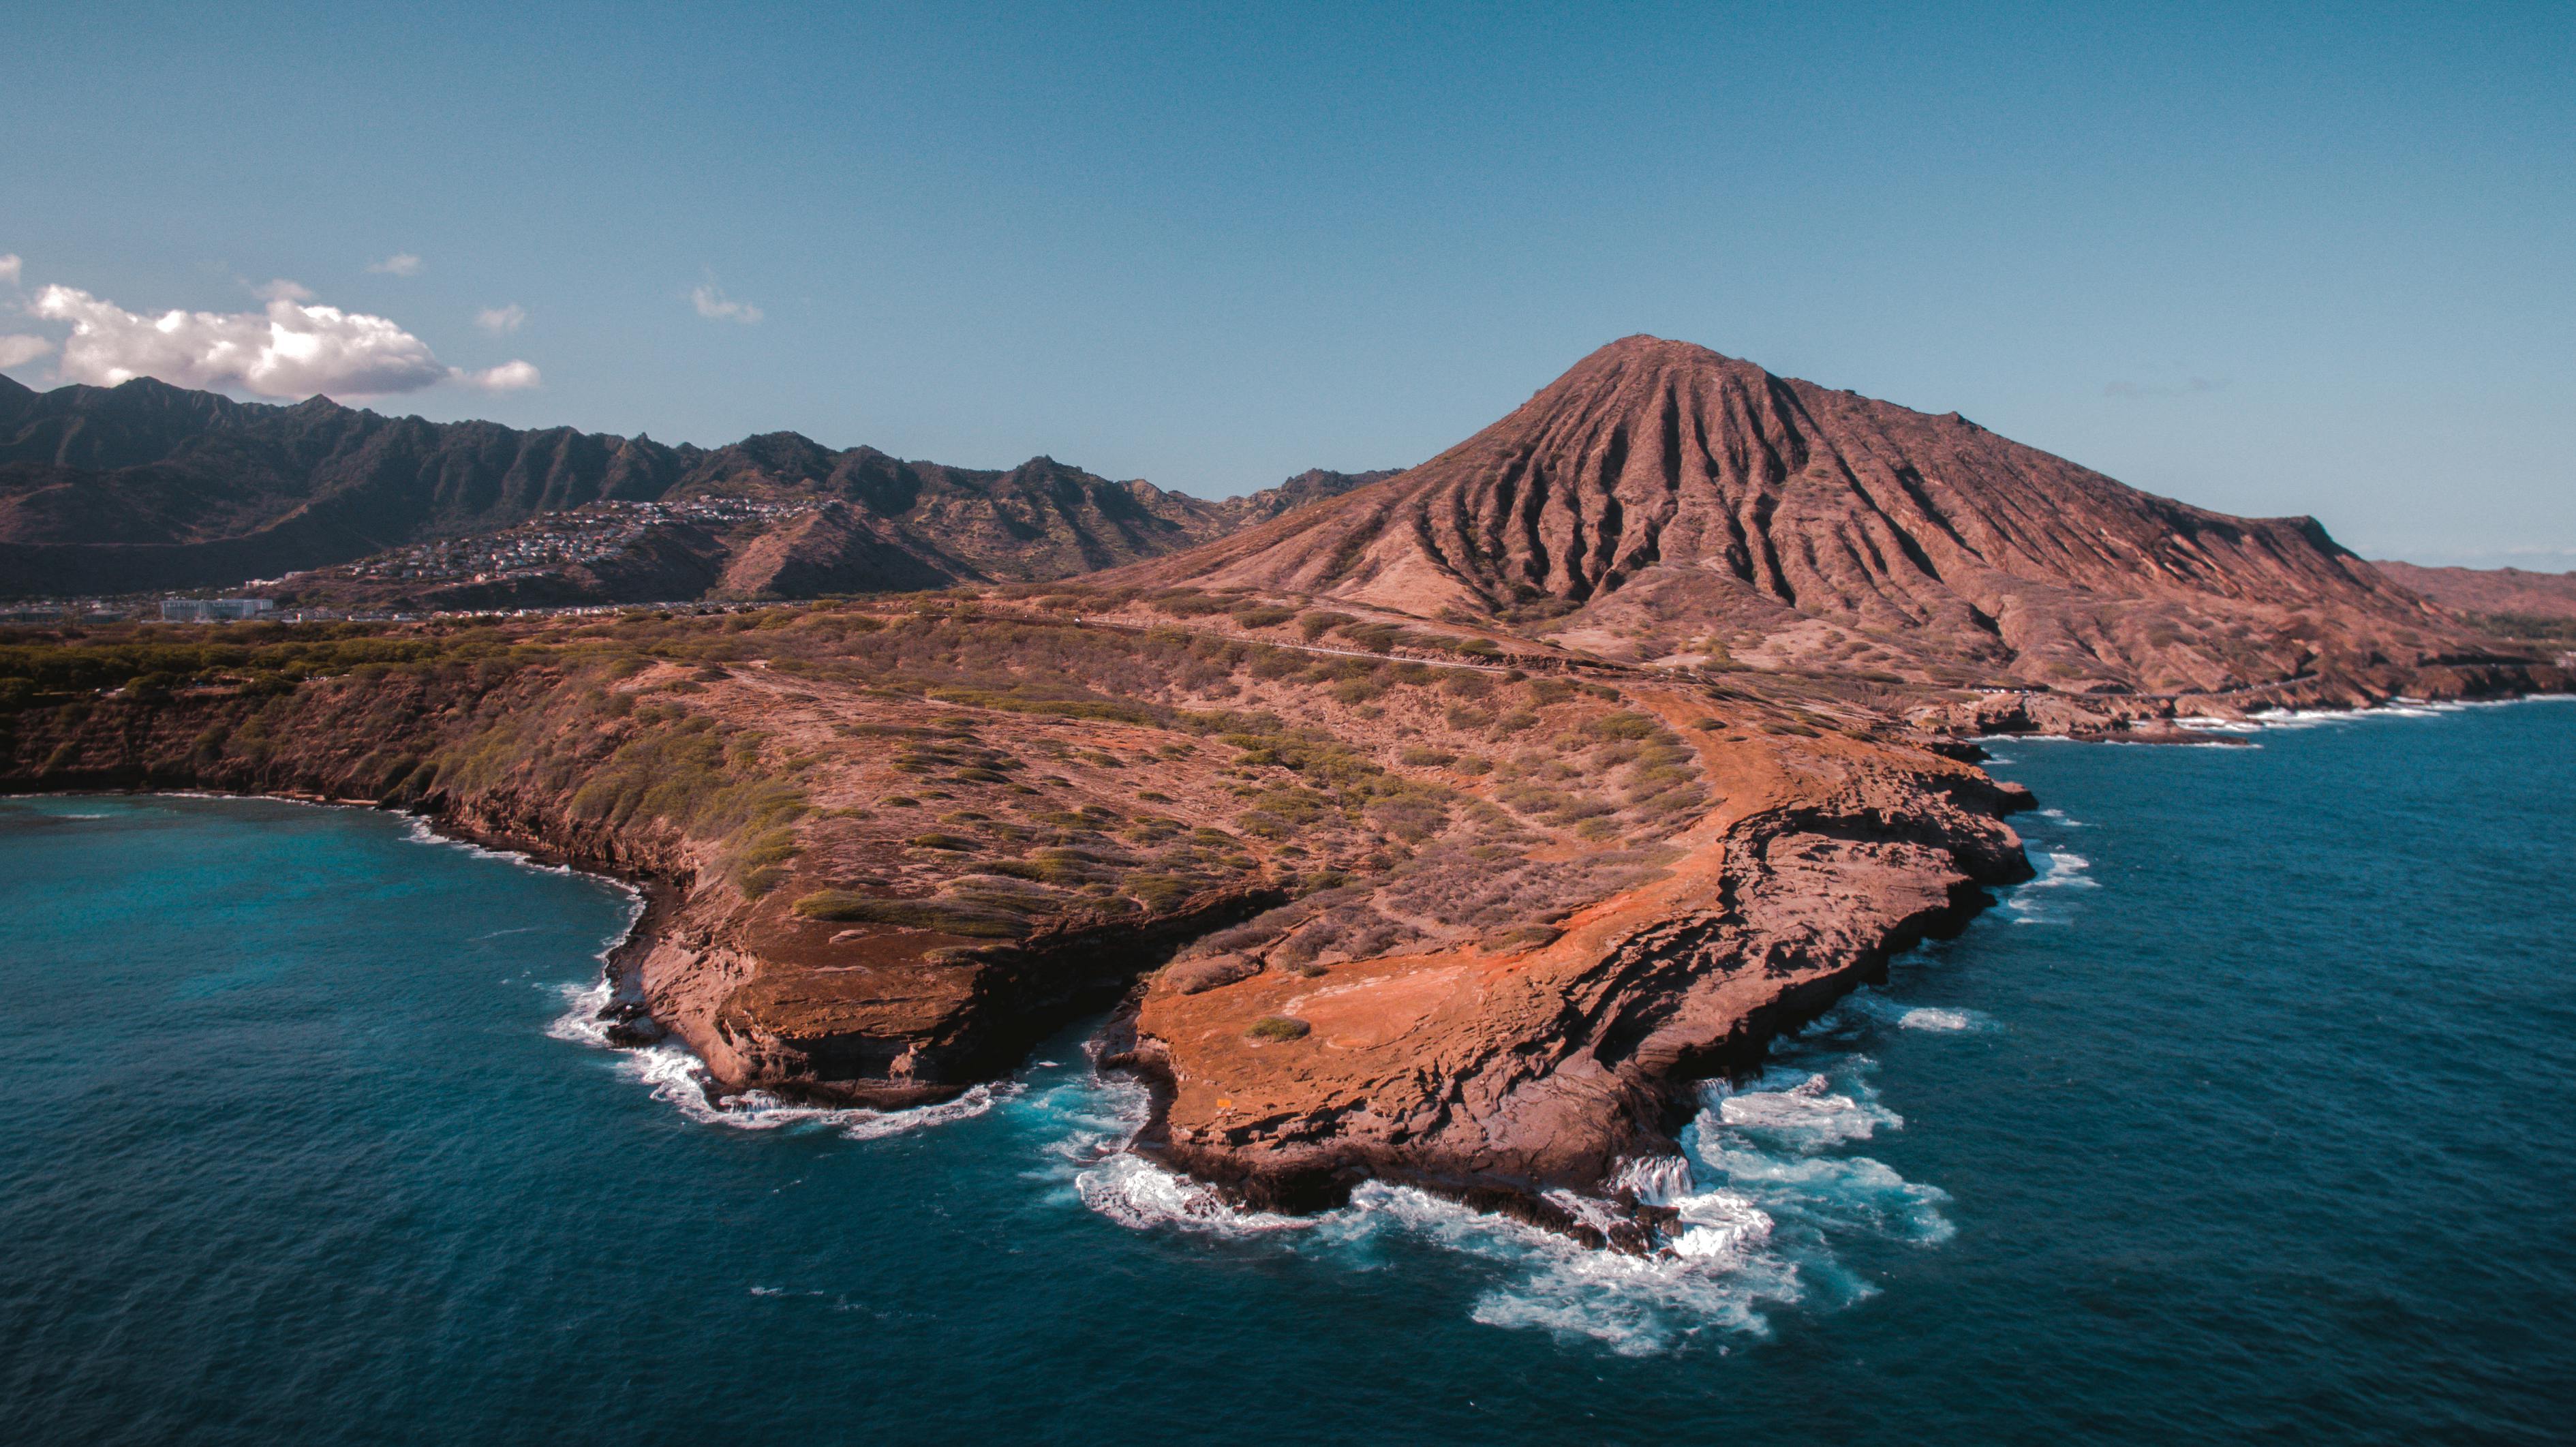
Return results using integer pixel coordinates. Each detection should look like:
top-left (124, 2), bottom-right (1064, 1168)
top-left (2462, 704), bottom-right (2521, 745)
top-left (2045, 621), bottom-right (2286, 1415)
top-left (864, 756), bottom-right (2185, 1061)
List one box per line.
top-left (3, 699), bottom-right (2572, 1444)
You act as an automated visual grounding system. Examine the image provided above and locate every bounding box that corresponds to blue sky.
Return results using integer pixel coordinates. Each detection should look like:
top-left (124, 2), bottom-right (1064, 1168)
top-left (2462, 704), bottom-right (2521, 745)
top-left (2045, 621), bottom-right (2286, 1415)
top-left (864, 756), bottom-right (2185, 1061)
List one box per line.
top-left (3, 1), bottom-right (2569, 565)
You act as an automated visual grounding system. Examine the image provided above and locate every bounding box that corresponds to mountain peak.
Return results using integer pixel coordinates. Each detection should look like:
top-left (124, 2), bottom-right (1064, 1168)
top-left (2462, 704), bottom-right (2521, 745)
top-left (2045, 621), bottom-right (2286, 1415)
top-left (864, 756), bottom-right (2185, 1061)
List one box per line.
top-left (1122, 335), bottom-right (2444, 693)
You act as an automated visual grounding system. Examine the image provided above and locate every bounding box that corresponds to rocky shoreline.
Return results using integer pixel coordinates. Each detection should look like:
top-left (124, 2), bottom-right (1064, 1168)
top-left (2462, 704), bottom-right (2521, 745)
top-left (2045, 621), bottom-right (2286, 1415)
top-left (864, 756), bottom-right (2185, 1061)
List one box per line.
top-left (1107, 726), bottom-right (2035, 1234)
top-left (2, 608), bottom-right (2562, 1254)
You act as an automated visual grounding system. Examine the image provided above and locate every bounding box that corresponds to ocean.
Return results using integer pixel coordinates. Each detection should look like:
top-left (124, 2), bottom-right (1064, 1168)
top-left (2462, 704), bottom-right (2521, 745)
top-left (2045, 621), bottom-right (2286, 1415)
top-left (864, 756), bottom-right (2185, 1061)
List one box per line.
top-left (3, 698), bottom-right (2570, 1444)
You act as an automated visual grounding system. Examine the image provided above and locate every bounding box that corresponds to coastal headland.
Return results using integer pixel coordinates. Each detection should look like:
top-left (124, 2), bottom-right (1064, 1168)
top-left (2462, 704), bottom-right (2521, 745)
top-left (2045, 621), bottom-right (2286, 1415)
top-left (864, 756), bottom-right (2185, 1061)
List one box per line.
top-left (3, 337), bottom-right (2563, 1244)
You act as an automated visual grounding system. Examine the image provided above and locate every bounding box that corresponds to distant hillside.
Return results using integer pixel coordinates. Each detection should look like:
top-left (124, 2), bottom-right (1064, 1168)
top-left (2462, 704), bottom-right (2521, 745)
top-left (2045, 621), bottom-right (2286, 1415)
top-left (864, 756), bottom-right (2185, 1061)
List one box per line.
top-left (0, 374), bottom-right (1386, 598)
top-left (2370, 560), bottom-right (2576, 621)
top-left (1122, 335), bottom-right (2492, 696)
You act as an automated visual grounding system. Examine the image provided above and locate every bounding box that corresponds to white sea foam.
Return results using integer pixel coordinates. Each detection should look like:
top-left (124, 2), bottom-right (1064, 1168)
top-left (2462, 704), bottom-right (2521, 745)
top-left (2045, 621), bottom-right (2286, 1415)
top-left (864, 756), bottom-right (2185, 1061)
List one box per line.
top-left (1610, 1155), bottom-right (1697, 1205)
top-left (611, 1040), bottom-right (1019, 1138)
top-left (1688, 1144), bottom-right (1955, 1245)
top-left (543, 973), bottom-right (619, 1048)
top-left (2172, 696), bottom-right (2537, 734)
top-left (1074, 1153), bottom-right (1315, 1234)
top-left (1710, 1069), bottom-right (1901, 1148)
top-left (1820, 991), bottom-right (1996, 1035)
top-left (2005, 848), bottom-right (2096, 924)
top-left (1664, 1191), bottom-right (1776, 1261)
top-left (1030, 1069), bottom-right (1806, 1351)
top-left (1404, 1060), bottom-right (1939, 1352)
top-left (1349, 1179), bottom-right (1800, 1353)
top-left (398, 812), bottom-right (583, 877)
top-left (1033, 1047), bottom-right (1954, 1355)
top-left (2027, 850), bottom-right (2096, 887)
top-left (545, 911), bottom-right (1006, 1140)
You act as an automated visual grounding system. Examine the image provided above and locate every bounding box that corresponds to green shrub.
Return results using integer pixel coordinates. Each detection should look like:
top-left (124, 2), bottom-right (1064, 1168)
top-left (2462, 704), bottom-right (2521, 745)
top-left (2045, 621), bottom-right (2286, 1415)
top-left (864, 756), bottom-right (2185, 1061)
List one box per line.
top-left (1245, 1016), bottom-right (1311, 1041)
top-left (789, 892), bottom-right (1029, 937)
top-left (1586, 711), bottom-right (1660, 741)
top-left (1334, 623), bottom-right (1402, 653)
top-left (1121, 872), bottom-right (1196, 910)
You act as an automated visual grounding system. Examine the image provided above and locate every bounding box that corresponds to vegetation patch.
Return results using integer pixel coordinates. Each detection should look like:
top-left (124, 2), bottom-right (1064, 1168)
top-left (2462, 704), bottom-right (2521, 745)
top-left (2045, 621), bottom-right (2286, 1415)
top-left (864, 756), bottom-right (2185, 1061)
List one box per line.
top-left (788, 892), bottom-right (1030, 937)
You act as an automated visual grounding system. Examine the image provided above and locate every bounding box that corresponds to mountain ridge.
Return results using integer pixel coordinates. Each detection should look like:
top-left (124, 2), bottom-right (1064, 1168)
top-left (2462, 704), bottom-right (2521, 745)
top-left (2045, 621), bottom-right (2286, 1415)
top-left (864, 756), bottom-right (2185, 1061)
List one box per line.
top-left (2368, 560), bottom-right (2576, 623)
top-left (1119, 335), bottom-right (2474, 696)
top-left (0, 374), bottom-right (1388, 597)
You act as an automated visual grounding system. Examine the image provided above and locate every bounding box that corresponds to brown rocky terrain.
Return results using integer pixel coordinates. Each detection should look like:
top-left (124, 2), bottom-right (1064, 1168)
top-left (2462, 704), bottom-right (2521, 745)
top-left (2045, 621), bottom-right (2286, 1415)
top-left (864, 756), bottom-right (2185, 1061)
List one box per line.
top-left (2369, 560), bottom-right (2576, 620)
top-left (0, 373), bottom-right (1385, 598)
top-left (0, 593), bottom-right (2036, 1239)
top-left (1123, 695), bottom-right (2031, 1217)
top-left (2, 334), bottom-right (2564, 1253)
top-left (1126, 336), bottom-right (2506, 703)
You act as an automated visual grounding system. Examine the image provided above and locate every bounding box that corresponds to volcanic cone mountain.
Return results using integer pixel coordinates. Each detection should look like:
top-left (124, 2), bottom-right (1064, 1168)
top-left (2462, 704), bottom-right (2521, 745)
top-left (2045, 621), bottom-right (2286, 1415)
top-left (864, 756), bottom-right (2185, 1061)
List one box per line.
top-left (1137, 335), bottom-right (2472, 695)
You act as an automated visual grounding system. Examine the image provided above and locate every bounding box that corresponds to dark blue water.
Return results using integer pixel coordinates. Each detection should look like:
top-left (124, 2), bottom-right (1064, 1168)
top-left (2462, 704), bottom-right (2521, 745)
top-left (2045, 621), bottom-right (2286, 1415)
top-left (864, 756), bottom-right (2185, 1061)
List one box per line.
top-left (3, 700), bottom-right (2572, 1445)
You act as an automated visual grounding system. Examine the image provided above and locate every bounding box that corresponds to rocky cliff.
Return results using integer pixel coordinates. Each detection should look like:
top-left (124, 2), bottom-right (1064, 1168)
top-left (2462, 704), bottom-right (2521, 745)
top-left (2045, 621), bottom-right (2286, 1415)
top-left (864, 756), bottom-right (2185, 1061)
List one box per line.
top-left (7, 335), bottom-right (2560, 1248)
top-left (0, 600), bottom-right (2034, 1243)
top-left (1122, 696), bottom-right (2031, 1217)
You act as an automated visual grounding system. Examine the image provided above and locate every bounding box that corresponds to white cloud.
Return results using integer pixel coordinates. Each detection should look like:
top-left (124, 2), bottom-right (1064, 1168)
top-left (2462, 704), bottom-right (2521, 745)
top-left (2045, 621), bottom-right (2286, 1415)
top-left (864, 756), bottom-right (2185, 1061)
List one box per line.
top-left (256, 278), bottom-right (315, 303)
top-left (0, 335), bottom-right (52, 368)
top-left (458, 359), bottom-right (541, 391)
top-left (0, 254), bottom-right (21, 287)
top-left (691, 284), bottom-right (763, 324)
top-left (367, 253), bottom-right (423, 277)
top-left (475, 303), bottom-right (527, 335)
top-left (29, 283), bottom-right (537, 399)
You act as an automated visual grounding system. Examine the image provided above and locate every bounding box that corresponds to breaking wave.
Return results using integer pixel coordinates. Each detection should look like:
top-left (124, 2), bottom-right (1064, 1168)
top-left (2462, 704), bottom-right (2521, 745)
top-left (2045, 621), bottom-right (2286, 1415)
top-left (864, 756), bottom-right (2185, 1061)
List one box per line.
top-left (2027, 850), bottom-right (2096, 887)
top-left (1822, 991), bottom-right (1997, 1034)
top-left (1034, 1026), bottom-right (1974, 1354)
top-left (399, 813), bottom-right (585, 878)
top-left (2171, 697), bottom-right (2554, 735)
top-left (602, 1038), bottom-right (1018, 1138)
top-left (2004, 847), bottom-right (2096, 925)
top-left (544, 943), bottom-right (1011, 1141)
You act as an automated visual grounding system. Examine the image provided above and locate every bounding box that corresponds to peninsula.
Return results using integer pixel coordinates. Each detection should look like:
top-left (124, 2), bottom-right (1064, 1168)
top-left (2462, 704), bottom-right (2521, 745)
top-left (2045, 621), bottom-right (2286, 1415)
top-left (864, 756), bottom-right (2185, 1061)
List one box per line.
top-left (5, 337), bottom-right (2560, 1243)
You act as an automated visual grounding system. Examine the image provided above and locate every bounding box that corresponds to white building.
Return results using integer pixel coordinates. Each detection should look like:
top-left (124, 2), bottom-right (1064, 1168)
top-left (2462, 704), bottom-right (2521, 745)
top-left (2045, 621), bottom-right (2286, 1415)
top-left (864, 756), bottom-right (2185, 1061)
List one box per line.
top-left (159, 598), bottom-right (277, 622)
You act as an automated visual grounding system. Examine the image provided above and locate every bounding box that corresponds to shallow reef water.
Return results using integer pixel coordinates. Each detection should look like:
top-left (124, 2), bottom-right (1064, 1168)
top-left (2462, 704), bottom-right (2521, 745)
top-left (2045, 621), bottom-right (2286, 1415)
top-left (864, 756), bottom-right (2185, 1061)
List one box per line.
top-left (2, 697), bottom-right (2571, 1444)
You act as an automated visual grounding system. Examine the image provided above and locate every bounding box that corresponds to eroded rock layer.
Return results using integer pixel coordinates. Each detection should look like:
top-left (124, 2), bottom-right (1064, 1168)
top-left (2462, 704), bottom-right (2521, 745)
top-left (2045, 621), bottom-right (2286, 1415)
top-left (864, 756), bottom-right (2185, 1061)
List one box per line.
top-left (1122, 703), bottom-right (2031, 1211)
top-left (1131, 336), bottom-right (2482, 694)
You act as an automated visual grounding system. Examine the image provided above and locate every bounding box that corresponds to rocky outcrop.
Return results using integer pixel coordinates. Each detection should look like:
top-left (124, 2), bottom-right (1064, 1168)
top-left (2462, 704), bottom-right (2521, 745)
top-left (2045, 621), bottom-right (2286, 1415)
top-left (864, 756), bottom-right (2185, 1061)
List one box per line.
top-left (0, 660), bottom-right (1276, 1108)
top-left (7, 332), bottom-right (2569, 1243)
top-left (1120, 720), bottom-right (2032, 1214)
top-left (0, 611), bottom-right (1492, 1112)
